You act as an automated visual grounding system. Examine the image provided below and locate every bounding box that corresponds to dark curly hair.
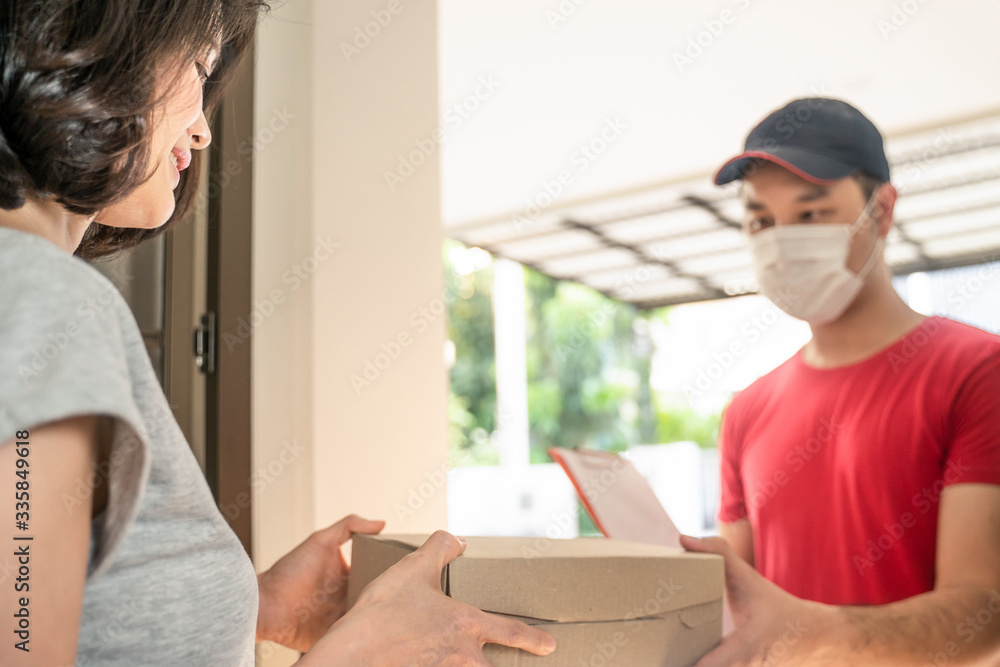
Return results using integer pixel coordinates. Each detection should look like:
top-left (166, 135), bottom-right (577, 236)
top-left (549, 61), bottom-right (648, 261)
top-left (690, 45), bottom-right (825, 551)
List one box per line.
top-left (0, 0), bottom-right (269, 259)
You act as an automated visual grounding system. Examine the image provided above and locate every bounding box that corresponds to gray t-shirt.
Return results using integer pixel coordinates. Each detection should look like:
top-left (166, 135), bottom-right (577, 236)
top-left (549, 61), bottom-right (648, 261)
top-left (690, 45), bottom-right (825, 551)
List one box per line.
top-left (0, 227), bottom-right (258, 665)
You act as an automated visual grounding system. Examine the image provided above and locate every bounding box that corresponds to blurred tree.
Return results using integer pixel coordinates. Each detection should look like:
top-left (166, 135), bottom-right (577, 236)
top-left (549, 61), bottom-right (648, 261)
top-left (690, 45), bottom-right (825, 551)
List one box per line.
top-left (444, 241), bottom-right (722, 467)
top-left (524, 268), bottom-right (641, 460)
top-left (653, 393), bottom-right (721, 450)
top-left (444, 240), bottom-right (498, 465)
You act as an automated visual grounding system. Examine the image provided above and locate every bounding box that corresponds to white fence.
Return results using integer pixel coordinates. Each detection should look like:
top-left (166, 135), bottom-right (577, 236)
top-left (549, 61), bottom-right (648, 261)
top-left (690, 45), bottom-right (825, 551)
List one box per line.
top-left (447, 442), bottom-right (720, 538)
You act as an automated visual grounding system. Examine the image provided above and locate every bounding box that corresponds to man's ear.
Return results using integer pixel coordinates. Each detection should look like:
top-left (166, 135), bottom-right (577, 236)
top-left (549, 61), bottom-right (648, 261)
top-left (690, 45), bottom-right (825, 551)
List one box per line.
top-left (873, 183), bottom-right (898, 238)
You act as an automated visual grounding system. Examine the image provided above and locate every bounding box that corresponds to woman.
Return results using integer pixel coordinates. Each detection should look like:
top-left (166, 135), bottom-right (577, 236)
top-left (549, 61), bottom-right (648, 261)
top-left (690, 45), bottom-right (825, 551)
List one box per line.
top-left (0, 1), bottom-right (555, 664)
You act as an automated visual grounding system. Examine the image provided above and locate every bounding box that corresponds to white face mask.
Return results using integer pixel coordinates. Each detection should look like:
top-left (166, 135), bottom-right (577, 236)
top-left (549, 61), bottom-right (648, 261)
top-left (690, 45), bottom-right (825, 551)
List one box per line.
top-left (748, 190), bottom-right (882, 326)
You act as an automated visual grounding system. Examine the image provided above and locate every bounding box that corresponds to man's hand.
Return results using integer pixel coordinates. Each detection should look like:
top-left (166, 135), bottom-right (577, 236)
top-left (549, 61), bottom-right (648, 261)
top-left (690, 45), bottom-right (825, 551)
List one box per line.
top-left (256, 514), bottom-right (386, 652)
top-left (300, 530), bottom-right (557, 666)
top-left (681, 534), bottom-right (834, 666)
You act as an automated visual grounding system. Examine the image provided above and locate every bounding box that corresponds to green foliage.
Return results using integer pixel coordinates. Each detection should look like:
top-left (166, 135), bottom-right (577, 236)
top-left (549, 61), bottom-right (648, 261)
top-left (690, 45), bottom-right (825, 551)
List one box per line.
top-left (444, 241), bottom-right (498, 465)
top-left (524, 272), bottom-right (644, 460)
top-left (577, 501), bottom-right (601, 537)
top-left (653, 393), bottom-right (721, 450)
top-left (444, 240), bottom-right (722, 467)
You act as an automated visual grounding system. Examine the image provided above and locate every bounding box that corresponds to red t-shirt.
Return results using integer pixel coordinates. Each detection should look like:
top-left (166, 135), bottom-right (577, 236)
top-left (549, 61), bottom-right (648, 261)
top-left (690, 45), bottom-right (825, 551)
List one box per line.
top-left (718, 316), bottom-right (1000, 605)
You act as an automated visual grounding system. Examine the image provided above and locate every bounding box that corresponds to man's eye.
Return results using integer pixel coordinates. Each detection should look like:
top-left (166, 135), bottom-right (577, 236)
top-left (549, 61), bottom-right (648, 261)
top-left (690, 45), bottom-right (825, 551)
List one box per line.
top-left (748, 218), bottom-right (773, 233)
top-left (800, 208), bottom-right (833, 222)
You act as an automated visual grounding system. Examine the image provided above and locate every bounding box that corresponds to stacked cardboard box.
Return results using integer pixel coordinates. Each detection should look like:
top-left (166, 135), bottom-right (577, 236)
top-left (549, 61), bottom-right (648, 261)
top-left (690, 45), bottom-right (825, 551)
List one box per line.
top-left (347, 534), bottom-right (724, 666)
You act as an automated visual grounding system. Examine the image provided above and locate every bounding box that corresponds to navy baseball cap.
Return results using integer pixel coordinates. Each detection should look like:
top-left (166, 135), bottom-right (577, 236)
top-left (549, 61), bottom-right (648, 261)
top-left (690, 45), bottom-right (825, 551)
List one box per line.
top-left (714, 97), bottom-right (890, 186)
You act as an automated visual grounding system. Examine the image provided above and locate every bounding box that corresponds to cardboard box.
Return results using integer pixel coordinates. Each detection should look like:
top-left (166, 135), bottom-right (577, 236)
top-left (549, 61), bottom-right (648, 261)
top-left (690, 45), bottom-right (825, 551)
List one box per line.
top-left (348, 534), bottom-right (723, 666)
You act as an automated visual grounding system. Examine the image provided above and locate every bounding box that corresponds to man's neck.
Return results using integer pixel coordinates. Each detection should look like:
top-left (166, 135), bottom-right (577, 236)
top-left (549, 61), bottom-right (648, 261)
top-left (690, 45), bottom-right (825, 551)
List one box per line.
top-left (0, 198), bottom-right (93, 254)
top-left (801, 269), bottom-right (927, 369)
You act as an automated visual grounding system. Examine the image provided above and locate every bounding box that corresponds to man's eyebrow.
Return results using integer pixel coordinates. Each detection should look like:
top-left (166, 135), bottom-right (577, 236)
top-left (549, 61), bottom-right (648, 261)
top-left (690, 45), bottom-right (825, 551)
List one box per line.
top-left (796, 185), bottom-right (830, 202)
top-left (741, 183), bottom-right (830, 210)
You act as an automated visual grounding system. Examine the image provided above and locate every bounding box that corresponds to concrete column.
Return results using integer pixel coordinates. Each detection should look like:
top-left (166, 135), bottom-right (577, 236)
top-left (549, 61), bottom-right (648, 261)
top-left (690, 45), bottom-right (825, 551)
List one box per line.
top-left (492, 258), bottom-right (530, 468)
top-left (252, 1), bottom-right (447, 664)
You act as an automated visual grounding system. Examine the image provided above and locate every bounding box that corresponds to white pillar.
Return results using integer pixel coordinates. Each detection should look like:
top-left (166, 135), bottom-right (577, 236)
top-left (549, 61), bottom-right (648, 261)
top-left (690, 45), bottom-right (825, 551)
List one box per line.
top-left (491, 258), bottom-right (530, 468)
top-left (905, 271), bottom-right (934, 315)
top-left (253, 1), bottom-right (447, 664)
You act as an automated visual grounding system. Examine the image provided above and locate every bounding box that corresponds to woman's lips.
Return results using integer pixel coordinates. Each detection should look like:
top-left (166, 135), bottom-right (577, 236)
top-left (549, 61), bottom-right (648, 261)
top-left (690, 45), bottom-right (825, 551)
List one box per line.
top-left (171, 147), bottom-right (192, 171)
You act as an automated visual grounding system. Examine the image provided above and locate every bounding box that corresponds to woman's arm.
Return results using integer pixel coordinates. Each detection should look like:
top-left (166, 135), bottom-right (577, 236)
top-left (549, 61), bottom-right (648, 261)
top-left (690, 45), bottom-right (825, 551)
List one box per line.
top-left (0, 416), bottom-right (104, 666)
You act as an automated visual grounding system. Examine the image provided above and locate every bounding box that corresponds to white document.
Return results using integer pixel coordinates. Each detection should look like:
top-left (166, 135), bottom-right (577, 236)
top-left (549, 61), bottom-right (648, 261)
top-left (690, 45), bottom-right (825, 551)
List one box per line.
top-left (549, 447), bottom-right (683, 547)
top-left (550, 446), bottom-right (735, 636)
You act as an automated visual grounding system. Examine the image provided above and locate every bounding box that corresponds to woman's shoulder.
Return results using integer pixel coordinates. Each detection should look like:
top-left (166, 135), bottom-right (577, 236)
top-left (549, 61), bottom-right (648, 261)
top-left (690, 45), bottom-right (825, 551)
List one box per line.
top-left (0, 226), bottom-right (125, 307)
top-left (0, 227), bottom-right (136, 360)
top-left (0, 226), bottom-right (145, 432)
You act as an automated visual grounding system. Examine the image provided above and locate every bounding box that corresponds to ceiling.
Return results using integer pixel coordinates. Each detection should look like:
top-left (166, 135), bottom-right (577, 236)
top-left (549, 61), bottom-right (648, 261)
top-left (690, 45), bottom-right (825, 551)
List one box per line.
top-left (445, 112), bottom-right (1000, 308)
top-left (438, 0), bottom-right (1000, 307)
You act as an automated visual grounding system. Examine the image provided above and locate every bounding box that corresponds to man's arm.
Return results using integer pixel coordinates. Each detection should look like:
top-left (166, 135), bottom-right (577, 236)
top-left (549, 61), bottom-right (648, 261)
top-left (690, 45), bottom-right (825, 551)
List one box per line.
top-left (824, 483), bottom-right (1000, 665)
top-left (684, 483), bottom-right (1000, 666)
top-left (719, 519), bottom-right (754, 567)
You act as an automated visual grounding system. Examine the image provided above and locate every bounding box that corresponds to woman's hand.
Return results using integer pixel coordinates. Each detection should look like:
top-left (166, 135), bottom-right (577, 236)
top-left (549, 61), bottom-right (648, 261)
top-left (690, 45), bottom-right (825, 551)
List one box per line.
top-left (300, 530), bottom-right (557, 666)
top-left (256, 514), bottom-right (386, 652)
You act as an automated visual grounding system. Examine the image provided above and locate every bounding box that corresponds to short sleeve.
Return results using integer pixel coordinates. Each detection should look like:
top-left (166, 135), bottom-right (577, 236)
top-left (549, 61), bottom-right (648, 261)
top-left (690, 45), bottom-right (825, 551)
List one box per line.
top-left (0, 231), bottom-right (151, 581)
top-left (717, 396), bottom-right (748, 523)
top-left (945, 351), bottom-right (1000, 487)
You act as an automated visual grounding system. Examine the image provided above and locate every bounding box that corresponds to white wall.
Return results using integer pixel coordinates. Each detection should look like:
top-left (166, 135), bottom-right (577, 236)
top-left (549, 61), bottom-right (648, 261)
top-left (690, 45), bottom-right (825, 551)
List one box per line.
top-left (252, 1), bottom-right (447, 664)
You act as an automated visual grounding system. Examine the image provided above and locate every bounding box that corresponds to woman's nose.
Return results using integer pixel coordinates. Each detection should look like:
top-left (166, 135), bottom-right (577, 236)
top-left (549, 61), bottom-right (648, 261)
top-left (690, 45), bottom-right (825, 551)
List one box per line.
top-left (190, 110), bottom-right (212, 150)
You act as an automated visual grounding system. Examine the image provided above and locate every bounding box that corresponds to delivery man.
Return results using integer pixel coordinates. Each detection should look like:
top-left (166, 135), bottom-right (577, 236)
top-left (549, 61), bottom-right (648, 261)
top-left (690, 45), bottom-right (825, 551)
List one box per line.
top-left (681, 98), bottom-right (1000, 665)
